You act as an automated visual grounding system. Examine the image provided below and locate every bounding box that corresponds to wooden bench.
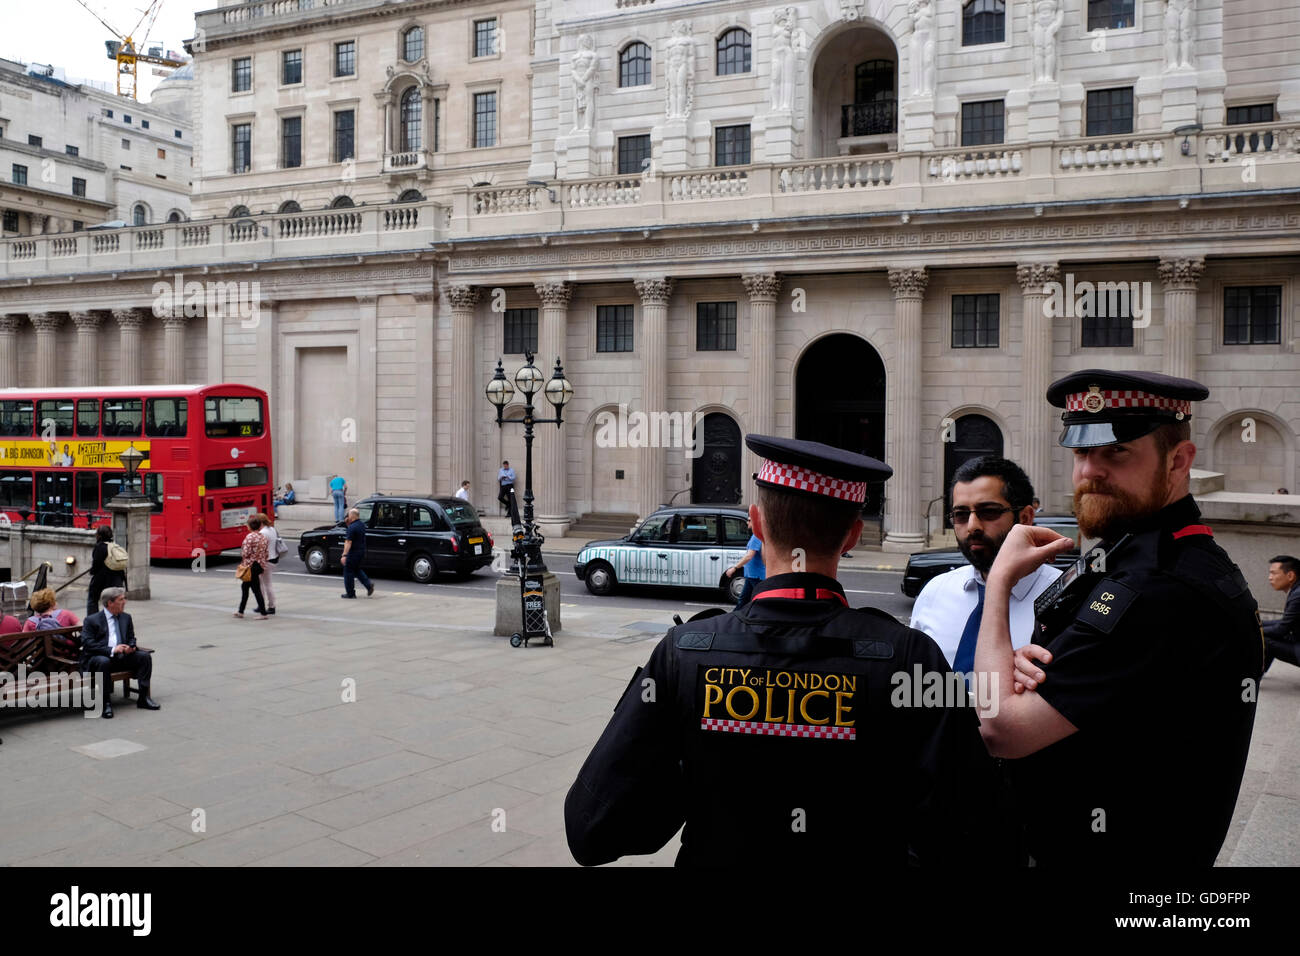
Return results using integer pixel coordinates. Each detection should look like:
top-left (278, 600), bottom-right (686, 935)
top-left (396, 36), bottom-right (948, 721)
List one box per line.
top-left (0, 624), bottom-right (155, 712)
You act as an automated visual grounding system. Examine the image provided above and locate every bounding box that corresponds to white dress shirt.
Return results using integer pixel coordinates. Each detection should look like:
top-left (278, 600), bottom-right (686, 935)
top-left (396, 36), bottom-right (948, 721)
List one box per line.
top-left (106, 612), bottom-right (121, 654)
top-left (909, 562), bottom-right (1061, 667)
top-left (455, 487), bottom-right (471, 502)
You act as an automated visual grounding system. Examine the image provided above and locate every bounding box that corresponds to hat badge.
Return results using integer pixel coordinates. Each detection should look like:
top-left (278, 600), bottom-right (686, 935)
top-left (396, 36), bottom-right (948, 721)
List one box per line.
top-left (1082, 385), bottom-right (1106, 413)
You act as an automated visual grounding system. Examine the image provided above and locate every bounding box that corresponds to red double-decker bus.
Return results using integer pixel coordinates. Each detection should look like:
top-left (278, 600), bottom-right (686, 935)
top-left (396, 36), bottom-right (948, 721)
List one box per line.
top-left (0, 384), bottom-right (273, 557)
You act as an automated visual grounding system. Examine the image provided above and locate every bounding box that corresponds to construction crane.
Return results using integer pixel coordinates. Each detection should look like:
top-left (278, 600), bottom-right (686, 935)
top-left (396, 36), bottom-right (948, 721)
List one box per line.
top-left (70, 0), bottom-right (187, 100)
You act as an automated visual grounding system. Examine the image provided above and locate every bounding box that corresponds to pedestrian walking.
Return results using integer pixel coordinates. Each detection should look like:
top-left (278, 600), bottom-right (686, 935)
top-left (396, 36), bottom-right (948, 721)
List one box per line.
top-left (455, 480), bottom-right (472, 503)
top-left (329, 474), bottom-right (348, 523)
top-left (87, 525), bottom-right (126, 618)
top-left (340, 507), bottom-right (374, 599)
top-left (722, 517), bottom-right (764, 606)
top-left (256, 512), bottom-right (286, 614)
top-left (235, 515), bottom-right (270, 619)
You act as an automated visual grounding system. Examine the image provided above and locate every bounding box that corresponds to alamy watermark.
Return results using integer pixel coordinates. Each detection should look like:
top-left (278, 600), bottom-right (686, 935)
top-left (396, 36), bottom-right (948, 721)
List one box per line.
top-left (1042, 274), bottom-right (1152, 327)
top-left (593, 404), bottom-right (703, 459)
top-left (151, 273), bottom-right (262, 328)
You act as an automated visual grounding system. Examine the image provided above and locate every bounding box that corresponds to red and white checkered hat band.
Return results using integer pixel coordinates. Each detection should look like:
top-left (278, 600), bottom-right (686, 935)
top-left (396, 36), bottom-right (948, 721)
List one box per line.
top-left (1065, 389), bottom-right (1191, 415)
top-left (701, 718), bottom-right (856, 741)
top-left (756, 459), bottom-right (867, 503)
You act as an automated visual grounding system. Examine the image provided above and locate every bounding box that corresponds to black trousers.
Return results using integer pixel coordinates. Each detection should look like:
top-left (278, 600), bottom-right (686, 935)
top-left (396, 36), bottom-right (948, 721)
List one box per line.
top-left (83, 649), bottom-right (153, 691)
top-left (239, 563), bottom-right (267, 614)
top-left (1265, 635), bottom-right (1300, 669)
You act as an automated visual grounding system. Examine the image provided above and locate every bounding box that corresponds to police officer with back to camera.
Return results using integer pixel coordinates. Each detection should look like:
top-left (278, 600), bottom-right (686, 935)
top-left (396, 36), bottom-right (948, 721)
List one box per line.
top-left (565, 435), bottom-right (1000, 867)
top-left (973, 369), bottom-right (1263, 867)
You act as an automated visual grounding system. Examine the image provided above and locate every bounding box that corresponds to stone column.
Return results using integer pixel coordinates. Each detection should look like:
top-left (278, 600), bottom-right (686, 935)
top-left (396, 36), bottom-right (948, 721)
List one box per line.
top-left (1016, 263), bottom-right (1060, 499)
top-left (70, 311), bottom-right (103, 387)
top-left (1159, 258), bottom-right (1205, 381)
top-left (162, 314), bottom-right (190, 384)
top-left (413, 291), bottom-right (437, 494)
top-left (446, 285), bottom-right (480, 499)
top-left (30, 312), bottom-right (63, 388)
top-left (0, 316), bottom-right (20, 388)
top-left (634, 276), bottom-right (673, 517)
top-left (113, 308), bottom-right (145, 385)
top-left (884, 267), bottom-right (927, 552)
top-left (742, 273), bottom-right (781, 504)
top-left (534, 279), bottom-right (573, 537)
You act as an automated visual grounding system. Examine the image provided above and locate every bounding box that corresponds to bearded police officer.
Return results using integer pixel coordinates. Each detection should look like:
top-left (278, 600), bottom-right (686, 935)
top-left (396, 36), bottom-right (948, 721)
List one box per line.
top-left (565, 436), bottom-right (998, 867)
top-left (974, 370), bottom-right (1263, 866)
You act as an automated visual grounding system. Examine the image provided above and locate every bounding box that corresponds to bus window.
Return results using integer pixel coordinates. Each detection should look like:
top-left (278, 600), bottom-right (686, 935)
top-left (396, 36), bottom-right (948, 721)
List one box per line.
top-left (144, 473), bottom-right (164, 513)
top-left (36, 400), bottom-right (75, 437)
top-left (205, 395), bottom-right (264, 437)
top-left (0, 470), bottom-right (33, 510)
top-left (75, 472), bottom-right (99, 511)
top-left (145, 397), bottom-right (187, 437)
top-left (101, 471), bottom-right (142, 503)
top-left (203, 466), bottom-right (269, 489)
top-left (102, 398), bottom-right (142, 436)
top-left (76, 399), bottom-right (100, 437)
top-left (0, 401), bottom-right (33, 437)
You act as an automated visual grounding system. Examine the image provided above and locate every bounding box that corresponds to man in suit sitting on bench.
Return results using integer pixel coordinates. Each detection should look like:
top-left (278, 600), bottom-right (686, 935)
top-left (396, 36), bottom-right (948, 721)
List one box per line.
top-left (80, 587), bottom-right (159, 719)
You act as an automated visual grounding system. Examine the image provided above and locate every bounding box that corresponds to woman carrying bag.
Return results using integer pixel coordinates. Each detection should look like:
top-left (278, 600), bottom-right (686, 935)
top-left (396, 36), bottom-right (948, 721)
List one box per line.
top-left (235, 515), bottom-right (270, 620)
top-left (87, 525), bottom-right (127, 617)
top-left (255, 512), bottom-right (288, 615)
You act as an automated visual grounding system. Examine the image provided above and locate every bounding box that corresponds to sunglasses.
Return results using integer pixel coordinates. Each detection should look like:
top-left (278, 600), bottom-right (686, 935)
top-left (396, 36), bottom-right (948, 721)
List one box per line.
top-left (948, 505), bottom-right (1015, 524)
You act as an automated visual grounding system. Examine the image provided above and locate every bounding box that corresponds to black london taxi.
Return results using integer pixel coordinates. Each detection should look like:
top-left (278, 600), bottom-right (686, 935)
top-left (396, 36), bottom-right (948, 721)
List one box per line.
top-left (574, 505), bottom-right (753, 600)
top-left (900, 514), bottom-right (1082, 598)
top-left (299, 494), bottom-right (494, 584)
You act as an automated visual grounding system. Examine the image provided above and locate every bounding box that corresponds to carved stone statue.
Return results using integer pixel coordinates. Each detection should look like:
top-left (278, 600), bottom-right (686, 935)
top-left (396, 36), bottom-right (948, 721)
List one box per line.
top-left (770, 7), bottom-right (797, 111)
top-left (905, 0), bottom-right (935, 96)
top-left (1031, 0), bottom-right (1065, 83)
top-left (664, 20), bottom-right (695, 119)
top-left (1164, 0), bottom-right (1196, 71)
top-left (571, 34), bottom-right (598, 131)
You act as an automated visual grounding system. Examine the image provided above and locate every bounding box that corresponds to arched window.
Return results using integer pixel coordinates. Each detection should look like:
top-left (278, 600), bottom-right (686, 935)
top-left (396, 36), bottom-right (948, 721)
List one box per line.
top-left (402, 26), bottom-right (424, 63)
top-left (229, 204), bottom-right (250, 218)
top-left (400, 87), bottom-right (422, 152)
top-left (619, 42), bottom-right (651, 88)
top-left (716, 28), bottom-right (751, 75)
top-left (329, 195), bottom-right (355, 209)
top-left (166, 210), bottom-right (182, 223)
top-left (277, 200), bottom-right (301, 214)
top-left (962, 0), bottom-right (1006, 46)
top-left (397, 189), bottom-right (424, 202)
top-left (132, 203), bottom-right (148, 226)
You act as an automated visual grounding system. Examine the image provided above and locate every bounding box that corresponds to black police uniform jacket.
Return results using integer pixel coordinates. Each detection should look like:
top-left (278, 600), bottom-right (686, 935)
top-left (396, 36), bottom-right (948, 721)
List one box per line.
top-left (564, 573), bottom-right (1000, 867)
top-left (1010, 495), bottom-right (1264, 867)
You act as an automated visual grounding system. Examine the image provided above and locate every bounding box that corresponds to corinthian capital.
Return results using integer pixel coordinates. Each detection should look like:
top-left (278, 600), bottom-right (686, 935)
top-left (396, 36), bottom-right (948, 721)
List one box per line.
top-left (29, 312), bottom-right (63, 333)
top-left (887, 267), bottom-right (928, 299)
top-left (112, 307), bottom-right (145, 330)
top-left (534, 280), bottom-right (573, 308)
top-left (446, 285), bottom-right (480, 310)
top-left (0, 315), bottom-right (24, 334)
top-left (1157, 258), bottom-right (1205, 291)
top-left (633, 277), bottom-right (674, 305)
top-left (741, 273), bottom-right (782, 302)
top-left (1016, 262), bottom-right (1061, 292)
top-left (70, 310), bottom-right (104, 331)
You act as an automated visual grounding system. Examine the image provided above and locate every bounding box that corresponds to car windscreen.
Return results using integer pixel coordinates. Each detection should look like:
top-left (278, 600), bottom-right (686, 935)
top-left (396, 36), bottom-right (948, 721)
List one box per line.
top-left (441, 501), bottom-right (479, 526)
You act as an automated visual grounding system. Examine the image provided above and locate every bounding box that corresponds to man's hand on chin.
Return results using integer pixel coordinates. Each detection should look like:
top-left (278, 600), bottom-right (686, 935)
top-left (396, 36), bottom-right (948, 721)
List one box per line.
top-left (987, 524), bottom-right (1074, 589)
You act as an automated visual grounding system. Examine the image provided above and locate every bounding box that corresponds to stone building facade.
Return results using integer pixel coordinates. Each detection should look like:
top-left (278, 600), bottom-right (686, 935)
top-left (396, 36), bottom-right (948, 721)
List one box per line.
top-left (1, 0), bottom-right (1298, 552)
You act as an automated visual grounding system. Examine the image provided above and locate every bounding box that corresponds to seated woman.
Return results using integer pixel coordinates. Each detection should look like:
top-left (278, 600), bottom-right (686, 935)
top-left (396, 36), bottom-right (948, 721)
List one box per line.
top-left (273, 482), bottom-right (296, 515)
top-left (0, 613), bottom-right (21, 635)
top-left (23, 587), bottom-right (81, 630)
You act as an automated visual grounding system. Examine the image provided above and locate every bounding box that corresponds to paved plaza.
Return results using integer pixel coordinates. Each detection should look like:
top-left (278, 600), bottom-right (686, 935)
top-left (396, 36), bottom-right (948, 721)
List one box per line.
top-left (1, 564), bottom-right (1297, 867)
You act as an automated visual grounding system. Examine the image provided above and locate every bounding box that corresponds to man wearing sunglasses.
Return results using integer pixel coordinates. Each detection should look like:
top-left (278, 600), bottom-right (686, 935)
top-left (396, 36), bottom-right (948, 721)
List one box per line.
top-left (910, 456), bottom-right (1059, 678)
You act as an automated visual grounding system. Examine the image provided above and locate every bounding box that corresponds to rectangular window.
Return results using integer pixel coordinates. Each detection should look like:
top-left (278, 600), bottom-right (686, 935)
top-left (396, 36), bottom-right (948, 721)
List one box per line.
top-left (35, 400), bottom-right (74, 436)
top-left (503, 308), bottom-right (538, 354)
top-left (231, 57), bottom-right (251, 92)
top-left (474, 19), bottom-right (498, 57)
top-left (204, 396), bottom-right (264, 437)
top-left (27, 134), bottom-right (42, 148)
top-left (333, 110), bottom-right (354, 162)
top-left (473, 91), bottom-right (497, 148)
top-left (141, 119), bottom-right (149, 129)
top-left (617, 134), bottom-right (652, 176)
top-left (104, 109), bottom-right (113, 119)
top-left (122, 138), bottom-right (131, 150)
top-left (0, 471), bottom-right (33, 510)
top-left (72, 220), bottom-right (83, 232)
top-left (715, 124), bottom-right (751, 166)
top-left (72, 177), bottom-right (86, 197)
top-left (1227, 104), bottom-right (1275, 125)
top-left (65, 144), bottom-right (79, 157)
top-left (232, 123), bottom-right (251, 173)
top-left (1087, 0), bottom-right (1135, 31)
top-left (174, 129), bottom-right (182, 139)
top-left (961, 100), bottom-right (1005, 146)
top-left (1223, 286), bottom-right (1282, 345)
top-left (1081, 312), bottom-right (1135, 348)
top-left (951, 294), bottom-right (1000, 348)
top-left (75, 471), bottom-right (99, 512)
top-left (2, 210), bottom-right (18, 232)
top-left (1086, 87), bottom-right (1134, 136)
top-left (101, 398), bottom-right (142, 436)
top-left (434, 97), bottom-right (441, 152)
top-left (282, 49), bottom-right (302, 85)
top-left (0, 400), bottom-right (34, 436)
top-left (157, 148), bottom-right (166, 159)
top-left (101, 471), bottom-right (143, 506)
top-left (76, 399), bottom-right (99, 436)
top-left (203, 466), bottom-right (269, 489)
top-left (596, 305), bottom-right (634, 352)
top-left (696, 301), bottom-right (738, 351)
top-left (145, 397), bottom-right (188, 437)
top-left (12, 164), bottom-right (27, 186)
top-left (123, 114), bottom-right (132, 125)
top-left (334, 40), bottom-right (356, 77)
top-left (723, 515), bottom-right (750, 546)
top-left (282, 116), bottom-right (302, 168)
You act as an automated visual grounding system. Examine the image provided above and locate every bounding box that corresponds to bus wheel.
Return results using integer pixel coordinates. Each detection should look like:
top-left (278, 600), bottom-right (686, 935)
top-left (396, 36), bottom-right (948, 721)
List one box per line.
top-left (304, 545), bottom-right (329, 574)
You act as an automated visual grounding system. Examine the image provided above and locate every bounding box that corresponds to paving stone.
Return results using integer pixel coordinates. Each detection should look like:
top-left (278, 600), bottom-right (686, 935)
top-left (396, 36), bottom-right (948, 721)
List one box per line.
top-left (296, 769), bottom-right (455, 830)
top-left (72, 738), bottom-right (150, 760)
top-left (370, 819), bottom-right (536, 866)
top-left (172, 813), bottom-right (334, 866)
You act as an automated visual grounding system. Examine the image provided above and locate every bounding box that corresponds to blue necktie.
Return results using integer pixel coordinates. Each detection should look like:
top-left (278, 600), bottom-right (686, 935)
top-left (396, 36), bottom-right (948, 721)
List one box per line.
top-left (953, 584), bottom-right (985, 681)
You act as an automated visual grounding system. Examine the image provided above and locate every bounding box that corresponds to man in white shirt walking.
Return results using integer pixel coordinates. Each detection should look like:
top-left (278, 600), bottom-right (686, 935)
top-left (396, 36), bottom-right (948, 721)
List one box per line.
top-left (455, 480), bottom-right (472, 503)
top-left (910, 456), bottom-right (1060, 682)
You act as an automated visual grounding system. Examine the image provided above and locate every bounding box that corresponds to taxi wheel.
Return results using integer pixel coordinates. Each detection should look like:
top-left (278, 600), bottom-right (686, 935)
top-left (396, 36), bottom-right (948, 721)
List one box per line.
top-left (510, 633), bottom-right (523, 647)
top-left (304, 545), bottom-right (329, 575)
top-left (726, 574), bottom-right (745, 603)
top-left (584, 561), bottom-right (616, 596)
top-left (409, 553), bottom-right (436, 584)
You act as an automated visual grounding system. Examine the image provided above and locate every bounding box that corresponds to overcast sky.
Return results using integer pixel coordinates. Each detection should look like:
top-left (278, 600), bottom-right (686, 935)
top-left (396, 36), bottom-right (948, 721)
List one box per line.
top-left (3, 0), bottom-right (208, 101)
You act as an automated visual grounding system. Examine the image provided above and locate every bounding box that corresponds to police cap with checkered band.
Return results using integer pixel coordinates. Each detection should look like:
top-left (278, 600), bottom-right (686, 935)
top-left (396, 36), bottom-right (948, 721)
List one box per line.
top-left (746, 434), bottom-right (892, 504)
top-left (1047, 368), bottom-right (1210, 449)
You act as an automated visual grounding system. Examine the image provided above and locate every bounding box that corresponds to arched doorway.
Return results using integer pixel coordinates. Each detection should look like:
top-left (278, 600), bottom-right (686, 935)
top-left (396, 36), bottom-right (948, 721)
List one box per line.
top-left (692, 412), bottom-right (742, 504)
top-left (795, 334), bottom-right (887, 518)
top-left (810, 24), bottom-right (899, 157)
top-left (941, 413), bottom-right (1004, 527)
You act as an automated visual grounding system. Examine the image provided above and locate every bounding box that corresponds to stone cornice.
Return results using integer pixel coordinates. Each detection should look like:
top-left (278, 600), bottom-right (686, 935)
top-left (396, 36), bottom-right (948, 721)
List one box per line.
top-left (196, 0), bottom-right (488, 53)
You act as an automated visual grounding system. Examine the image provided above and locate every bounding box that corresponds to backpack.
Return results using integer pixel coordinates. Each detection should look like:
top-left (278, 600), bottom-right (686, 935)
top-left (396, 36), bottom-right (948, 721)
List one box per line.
top-left (105, 543), bottom-right (129, 571)
top-left (31, 612), bottom-right (66, 631)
